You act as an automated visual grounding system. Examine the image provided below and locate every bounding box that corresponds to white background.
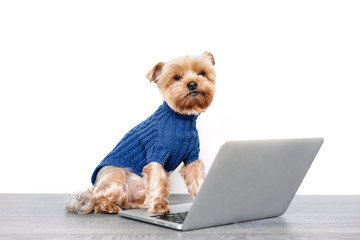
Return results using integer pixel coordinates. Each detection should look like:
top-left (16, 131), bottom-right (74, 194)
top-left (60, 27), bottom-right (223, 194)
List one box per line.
top-left (0, 0), bottom-right (359, 194)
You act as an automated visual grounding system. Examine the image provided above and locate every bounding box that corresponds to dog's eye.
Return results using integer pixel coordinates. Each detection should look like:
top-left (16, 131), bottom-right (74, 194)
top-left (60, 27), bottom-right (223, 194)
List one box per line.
top-left (199, 71), bottom-right (205, 76)
top-left (174, 75), bottom-right (181, 81)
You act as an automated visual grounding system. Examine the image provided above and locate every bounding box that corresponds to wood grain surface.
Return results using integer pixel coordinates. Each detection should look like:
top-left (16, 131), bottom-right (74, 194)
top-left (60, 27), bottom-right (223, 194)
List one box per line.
top-left (0, 194), bottom-right (359, 239)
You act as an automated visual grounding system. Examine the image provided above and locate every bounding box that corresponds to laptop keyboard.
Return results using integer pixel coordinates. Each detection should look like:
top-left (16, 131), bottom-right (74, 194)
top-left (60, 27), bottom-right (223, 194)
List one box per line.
top-left (150, 211), bottom-right (188, 224)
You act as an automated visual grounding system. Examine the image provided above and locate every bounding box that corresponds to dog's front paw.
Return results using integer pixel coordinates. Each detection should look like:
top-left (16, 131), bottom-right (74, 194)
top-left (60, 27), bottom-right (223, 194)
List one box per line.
top-left (187, 177), bottom-right (204, 197)
top-left (94, 200), bottom-right (121, 214)
top-left (148, 200), bottom-right (171, 214)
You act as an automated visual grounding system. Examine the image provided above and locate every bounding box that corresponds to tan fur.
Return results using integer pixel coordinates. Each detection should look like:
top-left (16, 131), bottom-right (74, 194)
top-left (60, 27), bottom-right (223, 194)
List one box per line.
top-left (180, 159), bottom-right (206, 197)
top-left (66, 52), bottom-right (215, 214)
top-left (66, 166), bottom-right (146, 214)
top-left (142, 162), bottom-right (171, 214)
top-left (65, 188), bottom-right (95, 214)
top-left (203, 51), bottom-right (215, 65)
top-left (152, 51), bottom-right (216, 115)
top-left (146, 62), bottom-right (164, 83)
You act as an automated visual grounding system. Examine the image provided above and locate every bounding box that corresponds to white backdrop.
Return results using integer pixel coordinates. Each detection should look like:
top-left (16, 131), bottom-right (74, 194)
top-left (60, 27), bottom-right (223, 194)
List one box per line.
top-left (1, 0), bottom-right (359, 194)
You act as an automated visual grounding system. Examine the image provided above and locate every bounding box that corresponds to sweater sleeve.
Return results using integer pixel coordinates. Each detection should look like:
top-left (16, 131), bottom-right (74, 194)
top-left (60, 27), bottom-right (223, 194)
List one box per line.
top-left (146, 145), bottom-right (171, 166)
top-left (183, 136), bottom-right (200, 165)
top-left (183, 148), bottom-right (199, 165)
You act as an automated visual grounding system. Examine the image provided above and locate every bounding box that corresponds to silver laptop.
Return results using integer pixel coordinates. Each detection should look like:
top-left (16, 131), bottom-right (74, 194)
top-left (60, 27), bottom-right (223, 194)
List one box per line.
top-left (119, 138), bottom-right (324, 231)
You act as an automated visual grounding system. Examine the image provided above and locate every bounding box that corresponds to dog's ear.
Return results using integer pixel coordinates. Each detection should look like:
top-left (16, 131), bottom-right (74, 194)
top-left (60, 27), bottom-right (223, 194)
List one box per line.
top-left (203, 51), bottom-right (215, 65)
top-left (146, 62), bottom-right (165, 83)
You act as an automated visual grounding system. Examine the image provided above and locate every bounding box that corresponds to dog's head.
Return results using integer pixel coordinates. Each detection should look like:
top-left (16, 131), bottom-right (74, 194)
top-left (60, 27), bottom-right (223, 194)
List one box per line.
top-left (146, 52), bottom-right (216, 115)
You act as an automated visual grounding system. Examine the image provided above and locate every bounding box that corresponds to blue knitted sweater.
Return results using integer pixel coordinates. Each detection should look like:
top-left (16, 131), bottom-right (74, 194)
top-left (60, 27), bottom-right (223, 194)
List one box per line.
top-left (91, 101), bottom-right (200, 185)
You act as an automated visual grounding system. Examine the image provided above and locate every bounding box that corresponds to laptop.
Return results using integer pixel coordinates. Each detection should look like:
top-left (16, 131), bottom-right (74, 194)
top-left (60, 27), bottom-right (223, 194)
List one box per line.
top-left (119, 138), bottom-right (324, 231)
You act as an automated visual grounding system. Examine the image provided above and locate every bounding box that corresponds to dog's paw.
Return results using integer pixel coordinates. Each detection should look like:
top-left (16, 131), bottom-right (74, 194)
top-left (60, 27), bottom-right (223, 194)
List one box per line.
top-left (148, 200), bottom-right (171, 214)
top-left (187, 178), bottom-right (204, 197)
top-left (94, 200), bottom-right (121, 214)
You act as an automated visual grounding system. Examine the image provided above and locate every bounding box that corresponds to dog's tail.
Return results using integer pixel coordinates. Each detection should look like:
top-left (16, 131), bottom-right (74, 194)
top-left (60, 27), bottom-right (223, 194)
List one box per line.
top-left (65, 188), bottom-right (95, 214)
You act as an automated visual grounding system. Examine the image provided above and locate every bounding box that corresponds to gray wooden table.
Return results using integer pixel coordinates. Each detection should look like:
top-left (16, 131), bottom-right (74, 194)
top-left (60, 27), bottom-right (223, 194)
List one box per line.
top-left (0, 194), bottom-right (359, 240)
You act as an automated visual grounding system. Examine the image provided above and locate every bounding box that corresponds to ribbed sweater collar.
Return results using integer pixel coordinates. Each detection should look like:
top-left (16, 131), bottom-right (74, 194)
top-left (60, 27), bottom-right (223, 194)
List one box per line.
top-left (162, 101), bottom-right (199, 121)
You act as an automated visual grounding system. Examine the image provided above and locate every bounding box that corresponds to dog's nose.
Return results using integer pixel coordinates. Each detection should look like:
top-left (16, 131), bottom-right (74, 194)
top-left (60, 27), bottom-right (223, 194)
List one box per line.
top-left (187, 81), bottom-right (198, 91)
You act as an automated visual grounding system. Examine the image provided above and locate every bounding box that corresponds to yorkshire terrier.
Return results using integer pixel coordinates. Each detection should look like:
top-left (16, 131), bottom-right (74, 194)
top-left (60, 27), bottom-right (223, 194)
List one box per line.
top-left (66, 52), bottom-right (216, 214)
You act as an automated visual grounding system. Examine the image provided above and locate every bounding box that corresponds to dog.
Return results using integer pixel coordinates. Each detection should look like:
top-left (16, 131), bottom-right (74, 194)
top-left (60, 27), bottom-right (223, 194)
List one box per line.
top-left (66, 52), bottom-right (216, 214)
